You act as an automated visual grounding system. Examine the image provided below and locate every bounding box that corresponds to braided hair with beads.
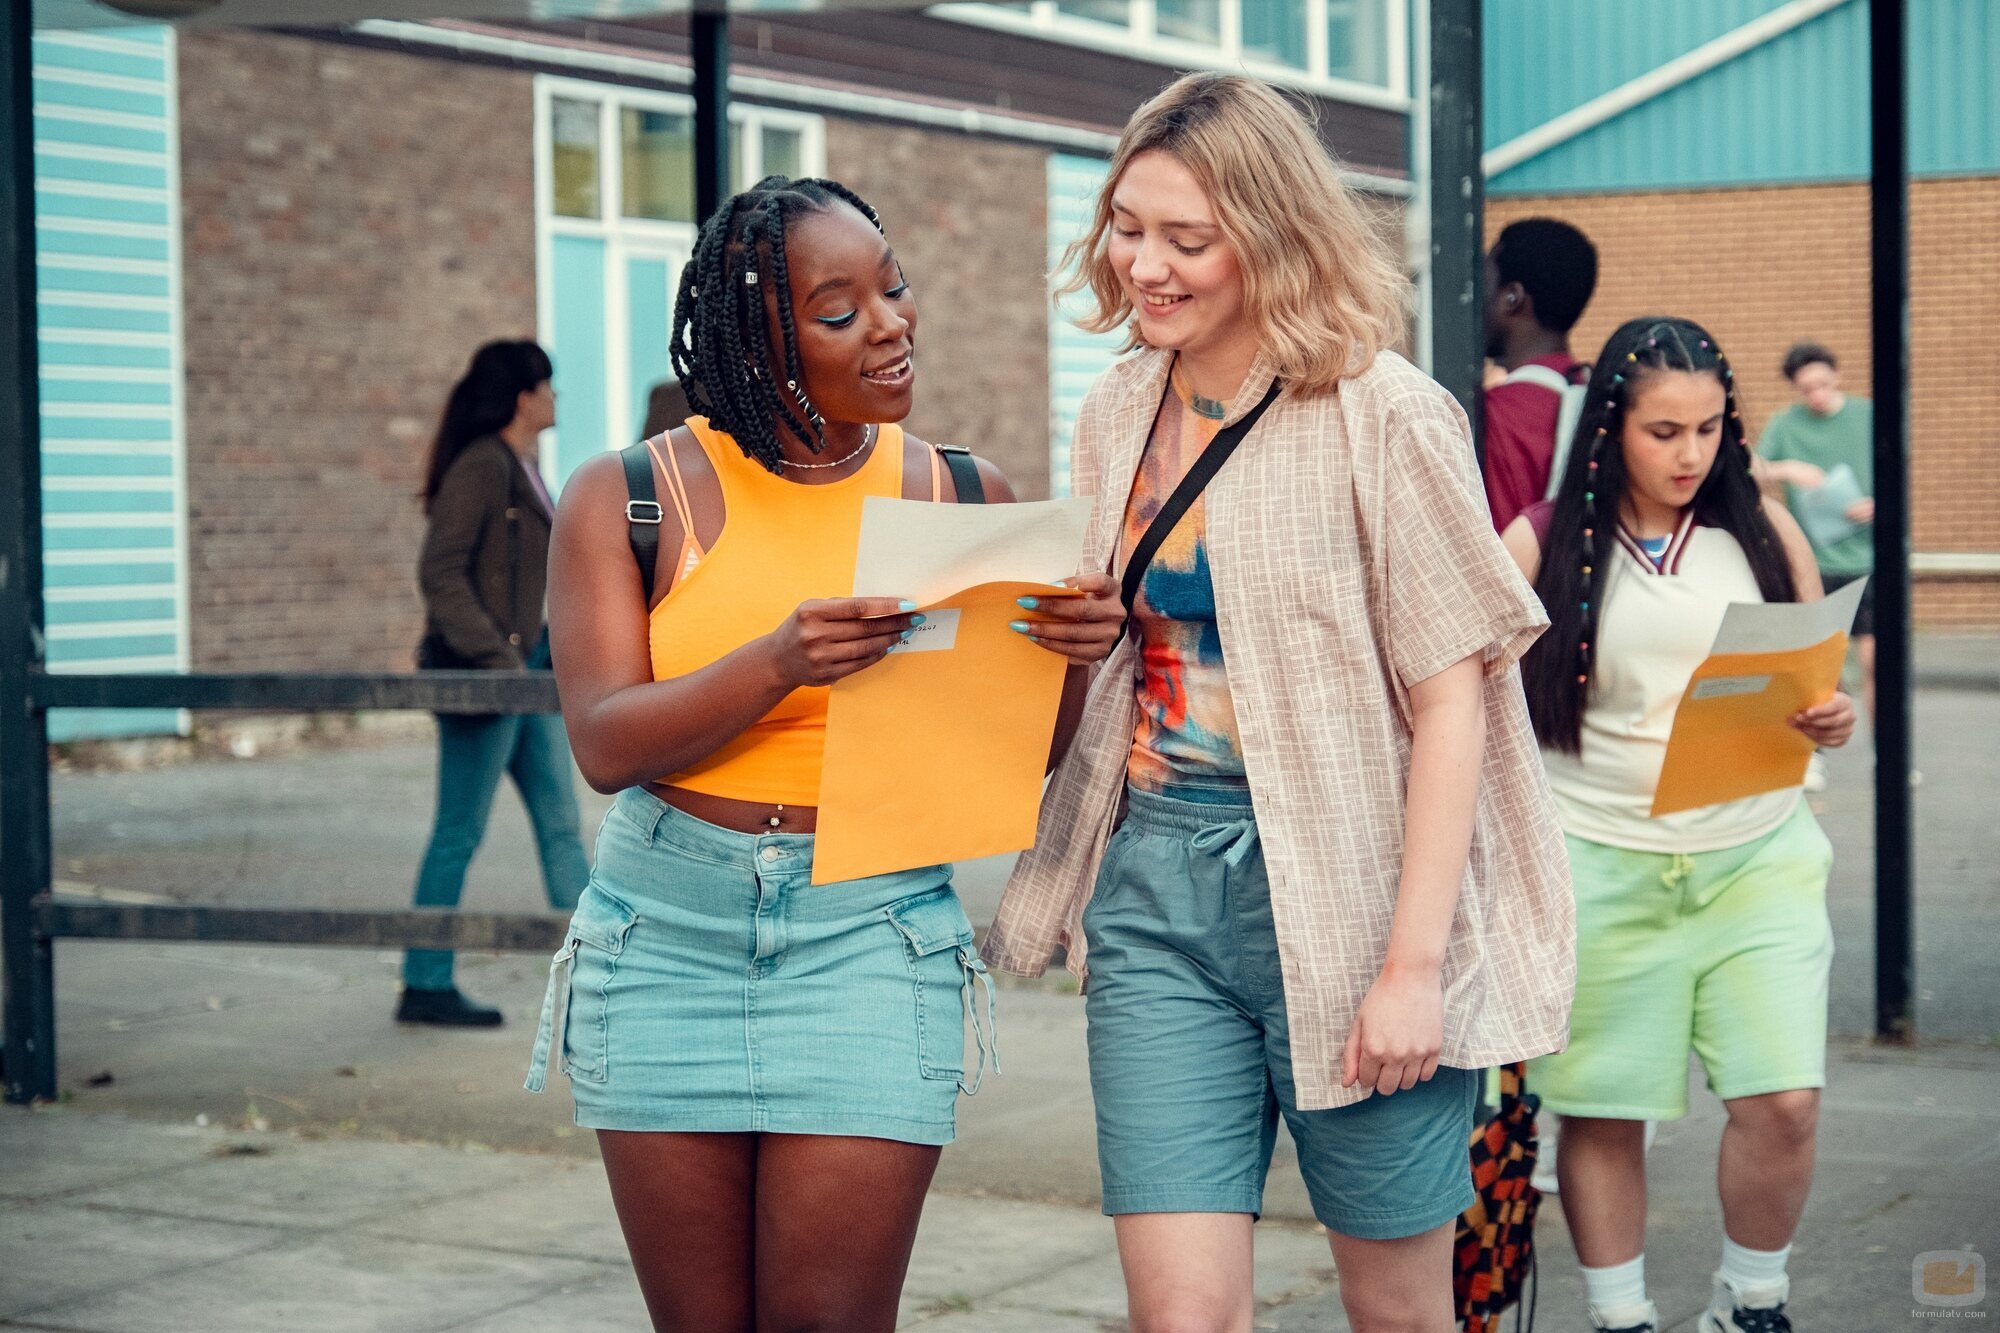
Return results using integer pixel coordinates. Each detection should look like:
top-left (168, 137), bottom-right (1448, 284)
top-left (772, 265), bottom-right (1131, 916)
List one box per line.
top-left (1519, 315), bottom-right (1799, 754)
top-left (667, 175), bottom-right (889, 476)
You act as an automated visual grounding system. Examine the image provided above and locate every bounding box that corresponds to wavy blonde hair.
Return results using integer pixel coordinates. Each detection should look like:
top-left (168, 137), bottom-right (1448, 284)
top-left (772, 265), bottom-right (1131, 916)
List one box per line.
top-left (1056, 73), bottom-right (1409, 394)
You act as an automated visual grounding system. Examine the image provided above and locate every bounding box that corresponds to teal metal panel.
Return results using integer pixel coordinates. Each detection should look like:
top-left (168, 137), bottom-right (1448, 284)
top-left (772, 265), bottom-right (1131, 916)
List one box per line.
top-left (1910, 0), bottom-right (2000, 174)
top-left (550, 233), bottom-right (609, 484)
top-left (33, 27), bottom-right (186, 742)
top-left (1486, 0), bottom-right (1999, 193)
top-left (626, 255), bottom-right (673, 445)
top-left (1047, 153), bottom-right (1125, 499)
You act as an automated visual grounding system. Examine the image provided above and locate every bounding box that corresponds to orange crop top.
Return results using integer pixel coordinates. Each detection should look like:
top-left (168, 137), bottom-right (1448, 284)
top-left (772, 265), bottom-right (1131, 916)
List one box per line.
top-left (646, 416), bottom-right (951, 807)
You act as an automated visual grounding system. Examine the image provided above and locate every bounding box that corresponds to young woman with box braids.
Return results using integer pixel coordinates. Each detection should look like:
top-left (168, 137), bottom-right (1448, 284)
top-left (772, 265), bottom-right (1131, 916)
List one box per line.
top-left (528, 175), bottom-right (1126, 1331)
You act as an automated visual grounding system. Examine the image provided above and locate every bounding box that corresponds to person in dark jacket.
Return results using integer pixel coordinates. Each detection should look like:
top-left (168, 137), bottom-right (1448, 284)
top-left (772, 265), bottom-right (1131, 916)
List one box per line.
top-left (400, 339), bottom-right (589, 1027)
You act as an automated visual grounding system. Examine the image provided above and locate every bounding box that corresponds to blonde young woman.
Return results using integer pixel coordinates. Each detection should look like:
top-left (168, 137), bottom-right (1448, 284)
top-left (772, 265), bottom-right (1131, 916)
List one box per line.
top-left (986, 75), bottom-right (1575, 1333)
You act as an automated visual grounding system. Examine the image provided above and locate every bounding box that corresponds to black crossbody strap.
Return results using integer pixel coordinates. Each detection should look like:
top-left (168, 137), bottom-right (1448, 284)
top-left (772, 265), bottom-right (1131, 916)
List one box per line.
top-left (1120, 378), bottom-right (1283, 613)
top-left (621, 440), bottom-right (664, 602)
top-left (936, 444), bottom-right (985, 504)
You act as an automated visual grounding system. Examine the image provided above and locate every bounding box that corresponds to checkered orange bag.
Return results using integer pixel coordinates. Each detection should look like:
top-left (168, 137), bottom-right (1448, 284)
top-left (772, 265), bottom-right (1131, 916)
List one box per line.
top-left (1454, 1062), bottom-right (1542, 1333)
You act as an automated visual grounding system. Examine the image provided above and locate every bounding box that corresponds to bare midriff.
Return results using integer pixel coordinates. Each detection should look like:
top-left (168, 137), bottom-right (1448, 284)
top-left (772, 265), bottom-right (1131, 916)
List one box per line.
top-left (646, 783), bottom-right (820, 834)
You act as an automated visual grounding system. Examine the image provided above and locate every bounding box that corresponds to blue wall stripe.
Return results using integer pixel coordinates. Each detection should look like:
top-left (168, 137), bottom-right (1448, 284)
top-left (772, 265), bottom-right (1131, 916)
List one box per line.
top-left (40, 415), bottom-right (171, 442)
top-left (37, 192), bottom-right (172, 226)
top-left (46, 562), bottom-right (179, 589)
top-left (40, 340), bottom-right (172, 370)
top-left (35, 43), bottom-right (168, 83)
top-left (36, 229), bottom-right (173, 262)
top-left (40, 303), bottom-right (171, 332)
top-left (41, 490), bottom-right (176, 516)
top-left (37, 266), bottom-right (170, 298)
top-left (40, 379), bottom-right (173, 407)
top-left (48, 633), bottom-right (180, 662)
top-left (34, 76), bottom-right (168, 119)
top-left (41, 525), bottom-right (175, 552)
top-left (45, 597), bottom-right (180, 628)
top-left (33, 116), bottom-right (168, 155)
top-left (35, 151), bottom-right (169, 190)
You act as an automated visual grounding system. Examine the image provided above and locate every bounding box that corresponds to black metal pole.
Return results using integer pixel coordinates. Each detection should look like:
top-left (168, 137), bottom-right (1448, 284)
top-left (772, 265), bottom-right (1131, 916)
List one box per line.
top-left (0, 0), bottom-right (57, 1104)
top-left (1429, 0), bottom-right (1484, 463)
top-left (692, 9), bottom-right (731, 227)
top-left (1869, 0), bottom-right (1914, 1043)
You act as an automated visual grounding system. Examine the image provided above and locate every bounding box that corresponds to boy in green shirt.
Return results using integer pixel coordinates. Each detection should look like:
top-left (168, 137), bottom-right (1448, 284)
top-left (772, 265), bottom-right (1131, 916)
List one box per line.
top-left (1757, 341), bottom-right (1876, 725)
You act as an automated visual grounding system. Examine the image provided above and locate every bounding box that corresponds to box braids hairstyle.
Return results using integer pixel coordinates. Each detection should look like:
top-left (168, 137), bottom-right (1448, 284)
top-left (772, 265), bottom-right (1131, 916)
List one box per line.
top-left (1520, 315), bottom-right (1798, 754)
top-left (668, 175), bottom-right (886, 475)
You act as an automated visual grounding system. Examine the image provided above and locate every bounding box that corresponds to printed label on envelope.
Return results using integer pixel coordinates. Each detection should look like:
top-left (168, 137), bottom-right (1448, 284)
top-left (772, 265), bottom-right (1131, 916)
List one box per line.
top-left (1691, 674), bottom-right (1772, 701)
top-left (887, 608), bottom-right (961, 654)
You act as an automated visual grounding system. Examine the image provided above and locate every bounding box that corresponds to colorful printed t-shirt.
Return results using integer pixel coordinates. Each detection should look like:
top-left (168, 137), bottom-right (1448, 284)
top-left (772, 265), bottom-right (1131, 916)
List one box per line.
top-left (1119, 363), bottom-right (1249, 797)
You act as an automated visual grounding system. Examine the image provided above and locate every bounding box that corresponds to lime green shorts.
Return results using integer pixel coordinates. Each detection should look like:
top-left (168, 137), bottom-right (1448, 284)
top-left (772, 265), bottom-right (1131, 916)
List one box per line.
top-left (1530, 802), bottom-right (1834, 1120)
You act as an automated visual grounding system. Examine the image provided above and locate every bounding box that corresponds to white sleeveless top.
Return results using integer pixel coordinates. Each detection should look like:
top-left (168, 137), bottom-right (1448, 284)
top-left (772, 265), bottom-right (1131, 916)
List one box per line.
top-left (1543, 514), bottom-right (1802, 852)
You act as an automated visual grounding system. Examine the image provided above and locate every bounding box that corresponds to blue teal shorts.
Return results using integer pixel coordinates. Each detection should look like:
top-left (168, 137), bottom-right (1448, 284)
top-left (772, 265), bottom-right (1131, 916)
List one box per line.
top-left (525, 787), bottom-right (995, 1144)
top-left (1082, 786), bottom-right (1478, 1240)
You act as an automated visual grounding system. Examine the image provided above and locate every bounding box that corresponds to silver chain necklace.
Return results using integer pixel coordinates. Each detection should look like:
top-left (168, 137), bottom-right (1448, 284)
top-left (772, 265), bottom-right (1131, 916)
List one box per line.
top-left (779, 422), bottom-right (877, 470)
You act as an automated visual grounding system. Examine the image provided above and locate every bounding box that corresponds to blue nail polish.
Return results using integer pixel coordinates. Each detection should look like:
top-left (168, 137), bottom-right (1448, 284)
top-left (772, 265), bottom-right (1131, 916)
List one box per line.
top-left (900, 629), bottom-right (915, 641)
top-left (1009, 621), bottom-right (1031, 634)
top-left (910, 614), bottom-right (926, 626)
top-left (1017, 596), bottom-right (1039, 610)
top-left (898, 600), bottom-right (918, 612)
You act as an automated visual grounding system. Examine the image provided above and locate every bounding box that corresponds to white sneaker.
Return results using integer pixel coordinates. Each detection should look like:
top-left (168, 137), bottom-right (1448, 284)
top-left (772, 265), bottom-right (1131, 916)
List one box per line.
top-left (1590, 1300), bottom-right (1659, 1332)
top-left (1697, 1274), bottom-right (1793, 1332)
top-left (1804, 753), bottom-right (1829, 792)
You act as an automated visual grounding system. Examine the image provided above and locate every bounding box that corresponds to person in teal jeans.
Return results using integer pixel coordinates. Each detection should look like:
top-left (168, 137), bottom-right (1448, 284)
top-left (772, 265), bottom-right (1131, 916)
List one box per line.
top-left (402, 341), bottom-right (589, 1027)
top-left (1757, 341), bottom-right (1876, 726)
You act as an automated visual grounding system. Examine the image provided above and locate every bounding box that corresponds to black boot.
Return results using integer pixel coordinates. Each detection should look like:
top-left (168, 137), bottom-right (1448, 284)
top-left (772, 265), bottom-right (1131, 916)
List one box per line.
top-left (395, 986), bottom-right (503, 1028)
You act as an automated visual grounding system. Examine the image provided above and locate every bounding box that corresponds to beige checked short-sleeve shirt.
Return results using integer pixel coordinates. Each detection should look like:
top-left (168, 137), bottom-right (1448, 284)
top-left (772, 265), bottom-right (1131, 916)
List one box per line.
top-left (985, 346), bottom-right (1576, 1110)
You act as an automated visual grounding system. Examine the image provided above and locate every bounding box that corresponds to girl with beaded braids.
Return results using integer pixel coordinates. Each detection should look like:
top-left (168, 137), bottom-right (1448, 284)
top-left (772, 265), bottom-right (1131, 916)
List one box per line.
top-left (529, 175), bottom-right (1127, 1333)
top-left (1500, 316), bottom-right (1856, 1333)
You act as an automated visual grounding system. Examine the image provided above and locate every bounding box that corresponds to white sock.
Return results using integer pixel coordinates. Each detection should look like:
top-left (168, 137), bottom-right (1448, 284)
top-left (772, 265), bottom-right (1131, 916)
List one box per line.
top-left (1719, 1237), bottom-right (1791, 1298)
top-left (1581, 1254), bottom-right (1648, 1315)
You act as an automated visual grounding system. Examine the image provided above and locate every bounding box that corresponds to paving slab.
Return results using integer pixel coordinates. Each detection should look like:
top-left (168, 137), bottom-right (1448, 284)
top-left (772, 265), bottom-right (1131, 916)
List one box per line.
top-left (0, 1205), bottom-right (279, 1323)
top-left (38, 1231), bottom-right (607, 1333)
top-left (63, 1131), bottom-right (551, 1231)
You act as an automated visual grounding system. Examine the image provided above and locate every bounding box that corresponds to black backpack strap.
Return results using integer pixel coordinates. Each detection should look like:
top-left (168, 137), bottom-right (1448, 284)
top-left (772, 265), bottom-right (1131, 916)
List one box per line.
top-left (936, 444), bottom-right (985, 504)
top-left (1120, 378), bottom-right (1283, 613)
top-left (621, 440), bottom-right (663, 603)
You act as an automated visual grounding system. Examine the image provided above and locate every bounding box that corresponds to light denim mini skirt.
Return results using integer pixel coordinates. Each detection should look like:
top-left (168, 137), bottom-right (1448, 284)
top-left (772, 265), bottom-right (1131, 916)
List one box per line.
top-left (525, 787), bottom-right (995, 1144)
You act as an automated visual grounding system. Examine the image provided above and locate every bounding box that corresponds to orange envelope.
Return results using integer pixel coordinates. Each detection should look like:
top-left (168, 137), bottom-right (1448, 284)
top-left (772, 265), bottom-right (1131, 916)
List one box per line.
top-left (811, 495), bottom-right (1095, 884)
top-left (813, 582), bottom-right (1079, 884)
top-left (1650, 578), bottom-right (1867, 817)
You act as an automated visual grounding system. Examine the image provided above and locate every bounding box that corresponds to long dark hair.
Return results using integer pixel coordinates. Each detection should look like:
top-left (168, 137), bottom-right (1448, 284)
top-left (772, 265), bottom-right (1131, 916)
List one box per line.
top-left (668, 175), bottom-right (887, 475)
top-left (1522, 316), bottom-right (1797, 754)
top-left (420, 339), bottom-right (553, 513)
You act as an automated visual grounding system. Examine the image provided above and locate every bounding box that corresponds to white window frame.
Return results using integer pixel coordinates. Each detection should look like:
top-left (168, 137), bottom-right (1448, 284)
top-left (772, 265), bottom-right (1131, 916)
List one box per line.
top-left (928, 0), bottom-right (1409, 110)
top-left (532, 75), bottom-right (826, 458)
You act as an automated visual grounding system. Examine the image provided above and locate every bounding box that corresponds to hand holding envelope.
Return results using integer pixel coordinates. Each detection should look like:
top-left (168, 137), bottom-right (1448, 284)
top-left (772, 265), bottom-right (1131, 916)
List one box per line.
top-left (1650, 578), bottom-right (1867, 817)
top-left (812, 496), bottom-right (1095, 884)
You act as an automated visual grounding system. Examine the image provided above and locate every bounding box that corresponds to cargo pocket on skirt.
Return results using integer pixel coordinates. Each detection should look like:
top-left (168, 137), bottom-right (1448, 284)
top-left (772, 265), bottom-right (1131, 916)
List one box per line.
top-left (886, 889), bottom-right (998, 1095)
top-left (524, 885), bottom-right (638, 1092)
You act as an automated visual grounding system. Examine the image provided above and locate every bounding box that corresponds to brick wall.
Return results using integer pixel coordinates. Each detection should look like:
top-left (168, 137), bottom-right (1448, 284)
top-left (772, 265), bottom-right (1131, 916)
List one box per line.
top-left (178, 32), bottom-right (538, 672)
top-left (1488, 179), bottom-right (2000, 629)
top-left (825, 121), bottom-right (1054, 498)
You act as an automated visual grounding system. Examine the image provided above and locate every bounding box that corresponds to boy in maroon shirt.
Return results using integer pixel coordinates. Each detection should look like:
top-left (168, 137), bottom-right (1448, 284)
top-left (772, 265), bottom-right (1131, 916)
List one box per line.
top-left (1482, 218), bottom-right (1599, 531)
